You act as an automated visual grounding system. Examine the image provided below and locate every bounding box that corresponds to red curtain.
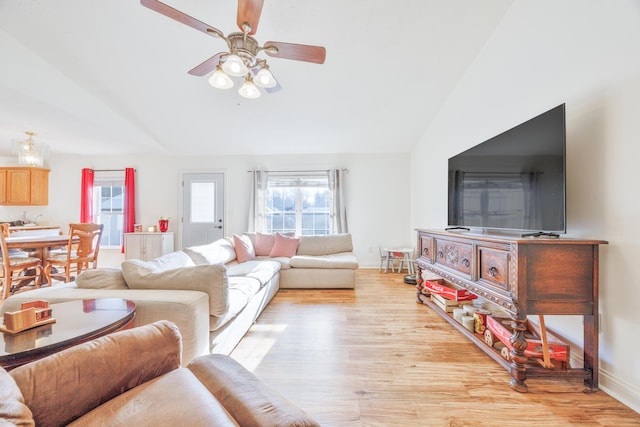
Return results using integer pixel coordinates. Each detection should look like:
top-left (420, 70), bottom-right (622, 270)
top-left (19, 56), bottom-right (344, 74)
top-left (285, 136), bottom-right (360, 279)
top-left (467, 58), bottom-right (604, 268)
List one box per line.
top-left (122, 168), bottom-right (136, 253)
top-left (80, 168), bottom-right (94, 223)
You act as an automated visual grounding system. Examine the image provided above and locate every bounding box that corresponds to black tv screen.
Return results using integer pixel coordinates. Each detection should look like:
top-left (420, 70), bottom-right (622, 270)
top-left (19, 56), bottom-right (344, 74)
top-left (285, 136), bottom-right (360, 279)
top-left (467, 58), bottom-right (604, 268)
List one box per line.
top-left (448, 104), bottom-right (566, 234)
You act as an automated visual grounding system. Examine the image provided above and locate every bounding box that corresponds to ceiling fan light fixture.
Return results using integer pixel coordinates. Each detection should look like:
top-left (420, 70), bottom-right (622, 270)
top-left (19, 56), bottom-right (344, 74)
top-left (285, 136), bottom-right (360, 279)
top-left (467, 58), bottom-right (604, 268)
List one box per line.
top-left (208, 66), bottom-right (233, 89)
top-left (254, 66), bottom-right (277, 88)
top-left (221, 53), bottom-right (248, 77)
top-left (239, 76), bottom-right (261, 99)
top-left (141, 0), bottom-right (327, 97)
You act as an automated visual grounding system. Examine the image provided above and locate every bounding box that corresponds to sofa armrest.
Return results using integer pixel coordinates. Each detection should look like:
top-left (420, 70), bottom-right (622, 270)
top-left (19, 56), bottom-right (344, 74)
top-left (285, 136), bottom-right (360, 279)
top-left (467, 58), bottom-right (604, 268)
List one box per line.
top-left (75, 267), bottom-right (128, 289)
top-left (10, 321), bottom-right (182, 427)
top-left (122, 263), bottom-right (230, 317)
top-left (188, 354), bottom-right (320, 427)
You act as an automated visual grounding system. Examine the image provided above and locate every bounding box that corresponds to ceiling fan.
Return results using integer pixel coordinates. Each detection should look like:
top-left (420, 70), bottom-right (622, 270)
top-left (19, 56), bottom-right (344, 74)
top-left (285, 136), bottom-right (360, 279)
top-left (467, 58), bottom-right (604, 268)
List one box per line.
top-left (140, 0), bottom-right (326, 98)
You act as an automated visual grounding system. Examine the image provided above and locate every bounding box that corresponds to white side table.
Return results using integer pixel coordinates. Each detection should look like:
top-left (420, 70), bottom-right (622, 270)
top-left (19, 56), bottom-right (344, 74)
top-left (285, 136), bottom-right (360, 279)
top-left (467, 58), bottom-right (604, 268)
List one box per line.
top-left (382, 247), bottom-right (415, 275)
top-left (124, 232), bottom-right (174, 261)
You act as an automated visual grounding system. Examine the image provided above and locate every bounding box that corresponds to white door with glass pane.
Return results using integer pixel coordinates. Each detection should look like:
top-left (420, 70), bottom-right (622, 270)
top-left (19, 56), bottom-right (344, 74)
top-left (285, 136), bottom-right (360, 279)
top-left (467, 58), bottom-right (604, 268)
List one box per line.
top-left (181, 173), bottom-right (224, 248)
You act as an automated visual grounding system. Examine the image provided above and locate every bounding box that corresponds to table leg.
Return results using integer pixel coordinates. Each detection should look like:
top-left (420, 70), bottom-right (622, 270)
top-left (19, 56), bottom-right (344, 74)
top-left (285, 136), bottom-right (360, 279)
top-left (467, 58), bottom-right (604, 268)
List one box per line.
top-left (405, 253), bottom-right (413, 275)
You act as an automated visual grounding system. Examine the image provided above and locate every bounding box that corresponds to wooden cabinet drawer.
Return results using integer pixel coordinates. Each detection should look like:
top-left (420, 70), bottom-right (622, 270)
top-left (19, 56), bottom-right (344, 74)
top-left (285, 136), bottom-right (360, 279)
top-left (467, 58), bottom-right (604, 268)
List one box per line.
top-left (418, 234), bottom-right (433, 261)
top-left (478, 246), bottom-right (510, 293)
top-left (434, 238), bottom-right (472, 278)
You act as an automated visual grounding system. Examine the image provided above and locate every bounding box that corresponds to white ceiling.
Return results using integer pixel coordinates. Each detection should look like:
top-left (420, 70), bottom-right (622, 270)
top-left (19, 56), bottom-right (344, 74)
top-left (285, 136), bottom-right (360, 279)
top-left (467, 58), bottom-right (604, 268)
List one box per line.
top-left (0, 0), bottom-right (513, 157)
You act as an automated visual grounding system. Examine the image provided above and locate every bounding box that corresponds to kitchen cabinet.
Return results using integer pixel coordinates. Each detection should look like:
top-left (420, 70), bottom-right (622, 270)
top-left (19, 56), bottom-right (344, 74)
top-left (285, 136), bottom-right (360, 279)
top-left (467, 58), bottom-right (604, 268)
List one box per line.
top-left (124, 232), bottom-right (174, 261)
top-left (0, 167), bottom-right (49, 206)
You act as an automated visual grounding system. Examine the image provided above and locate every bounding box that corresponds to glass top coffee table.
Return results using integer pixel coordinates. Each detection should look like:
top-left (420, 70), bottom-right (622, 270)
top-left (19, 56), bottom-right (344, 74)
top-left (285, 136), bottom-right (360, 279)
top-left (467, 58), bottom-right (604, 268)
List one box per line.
top-left (0, 298), bottom-right (136, 370)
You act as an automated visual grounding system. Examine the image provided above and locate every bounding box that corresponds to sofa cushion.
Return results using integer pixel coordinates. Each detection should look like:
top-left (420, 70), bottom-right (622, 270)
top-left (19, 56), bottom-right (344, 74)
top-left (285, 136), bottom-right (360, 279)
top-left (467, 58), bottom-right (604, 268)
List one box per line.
top-left (229, 276), bottom-right (261, 300)
top-left (289, 253), bottom-right (359, 269)
top-left (184, 239), bottom-right (237, 265)
top-left (256, 255), bottom-right (292, 270)
top-left (10, 321), bottom-right (182, 427)
top-left (296, 233), bottom-right (353, 256)
top-left (232, 234), bottom-right (256, 263)
top-left (209, 276), bottom-right (262, 331)
top-left (0, 367), bottom-right (34, 426)
top-left (121, 262), bottom-right (229, 317)
top-left (270, 233), bottom-right (301, 257)
top-left (188, 354), bottom-right (320, 427)
top-left (226, 260), bottom-right (281, 286)
top-left (75, 267), bottom-right (128, 290)
top-left (68, 369), bottom-right (238, 427)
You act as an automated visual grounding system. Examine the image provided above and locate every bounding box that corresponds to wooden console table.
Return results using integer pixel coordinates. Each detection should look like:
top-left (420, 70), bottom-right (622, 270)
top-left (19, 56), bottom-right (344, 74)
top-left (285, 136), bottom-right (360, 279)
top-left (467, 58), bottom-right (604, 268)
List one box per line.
top-left (414, 229), bottom-right (607, 392)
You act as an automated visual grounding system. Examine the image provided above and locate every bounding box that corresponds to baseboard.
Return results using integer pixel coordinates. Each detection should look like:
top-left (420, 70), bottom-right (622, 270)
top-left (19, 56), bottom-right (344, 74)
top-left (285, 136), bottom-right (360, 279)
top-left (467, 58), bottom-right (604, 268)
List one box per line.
top-left (570, 352), bottom-right (640, 414)
top-left (600, 368), bottom-right (640, 414)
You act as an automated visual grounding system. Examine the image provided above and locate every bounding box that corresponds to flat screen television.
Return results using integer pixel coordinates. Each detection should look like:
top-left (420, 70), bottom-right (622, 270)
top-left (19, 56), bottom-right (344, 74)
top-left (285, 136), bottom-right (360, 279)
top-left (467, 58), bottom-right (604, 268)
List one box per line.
top-left (447, 104), bottom-right (566, 235)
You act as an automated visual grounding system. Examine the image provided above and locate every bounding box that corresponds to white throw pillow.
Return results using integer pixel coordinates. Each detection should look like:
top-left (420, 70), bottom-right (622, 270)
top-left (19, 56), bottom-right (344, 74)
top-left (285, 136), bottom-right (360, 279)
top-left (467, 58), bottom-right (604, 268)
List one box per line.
top-left (136, 250), bottom-right (196, 271)
top-left (183, 239), bottom-right (237, 265)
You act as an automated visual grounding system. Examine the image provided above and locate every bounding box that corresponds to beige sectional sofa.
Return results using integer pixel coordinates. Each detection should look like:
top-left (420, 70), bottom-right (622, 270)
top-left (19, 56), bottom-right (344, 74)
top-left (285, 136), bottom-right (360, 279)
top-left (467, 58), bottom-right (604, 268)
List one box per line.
top-left (243, 232), bottom-right (358, 289)
top-left (2, 233), bottom-right (358, 364)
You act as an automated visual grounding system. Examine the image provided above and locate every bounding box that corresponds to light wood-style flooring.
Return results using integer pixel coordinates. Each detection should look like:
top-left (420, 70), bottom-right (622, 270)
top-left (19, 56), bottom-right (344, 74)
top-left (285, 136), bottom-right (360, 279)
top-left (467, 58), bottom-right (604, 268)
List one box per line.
top-left (231, 269), bottom-right (640, 426)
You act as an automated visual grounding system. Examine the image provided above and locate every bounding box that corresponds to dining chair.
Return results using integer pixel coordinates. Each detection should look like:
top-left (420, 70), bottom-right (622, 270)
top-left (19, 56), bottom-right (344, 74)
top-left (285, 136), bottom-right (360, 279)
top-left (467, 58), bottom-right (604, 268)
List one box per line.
top-left (44, 223), bottom-right (104, 285)
top-left (1, 224), bottom-right (43, 299)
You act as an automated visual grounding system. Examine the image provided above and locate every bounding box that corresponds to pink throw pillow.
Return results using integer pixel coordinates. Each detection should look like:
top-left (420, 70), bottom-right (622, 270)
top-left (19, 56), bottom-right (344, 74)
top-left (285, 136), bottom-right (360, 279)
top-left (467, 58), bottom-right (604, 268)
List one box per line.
top-left (269, 233), bottom-right (301, 258)
top-left (254, 232), bottom-right (275, 256)
top-left (232, 234), bottom-right (256, 263)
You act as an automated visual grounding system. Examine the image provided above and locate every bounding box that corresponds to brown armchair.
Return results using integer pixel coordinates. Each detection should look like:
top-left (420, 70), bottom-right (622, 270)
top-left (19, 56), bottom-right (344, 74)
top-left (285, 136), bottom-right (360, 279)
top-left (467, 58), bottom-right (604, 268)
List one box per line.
top-left (1, 320), bottom-right (320, 427)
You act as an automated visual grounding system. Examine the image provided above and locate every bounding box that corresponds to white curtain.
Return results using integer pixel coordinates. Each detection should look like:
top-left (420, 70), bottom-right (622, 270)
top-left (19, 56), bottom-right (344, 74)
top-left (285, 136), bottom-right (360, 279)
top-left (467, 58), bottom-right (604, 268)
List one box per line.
top-left (250, 169), bottom-right (347, 234)
top-left (329, 169), bottom-right (348, 233)
top-left (247, 170), bottom-right (267, 232)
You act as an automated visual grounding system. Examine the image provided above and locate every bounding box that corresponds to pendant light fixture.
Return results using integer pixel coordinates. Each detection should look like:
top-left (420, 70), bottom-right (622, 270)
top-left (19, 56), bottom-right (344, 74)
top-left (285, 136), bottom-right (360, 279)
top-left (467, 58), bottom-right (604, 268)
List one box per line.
top-left (208, 65), bottom-right (233, 89)
top-left (12, 131), bottom-right (49, 168)
top-left (238, 75), bottom-right (261, 99)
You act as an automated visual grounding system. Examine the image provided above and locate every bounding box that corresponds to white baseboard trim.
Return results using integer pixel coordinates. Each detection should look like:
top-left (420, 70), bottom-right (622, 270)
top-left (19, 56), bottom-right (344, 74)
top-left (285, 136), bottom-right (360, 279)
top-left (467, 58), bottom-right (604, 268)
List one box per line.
top-left (600, 368), bottom-right (640, 414)
top-left (570, 352), bottom-right (639, 414)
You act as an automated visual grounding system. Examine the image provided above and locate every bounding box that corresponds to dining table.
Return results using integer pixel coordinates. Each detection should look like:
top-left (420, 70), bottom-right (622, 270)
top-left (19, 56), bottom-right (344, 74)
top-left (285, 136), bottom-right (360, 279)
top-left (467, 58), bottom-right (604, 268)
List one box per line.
top-left (5, 234), bottom-right (74, 261)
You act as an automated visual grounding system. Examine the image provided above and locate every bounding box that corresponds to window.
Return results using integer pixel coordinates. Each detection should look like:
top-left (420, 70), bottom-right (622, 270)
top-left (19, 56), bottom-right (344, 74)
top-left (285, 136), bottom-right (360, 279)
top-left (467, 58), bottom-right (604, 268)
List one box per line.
top-left (264, 174), bottom-right (331, 236)
top-left (93, 175), bottom-right (124, 247)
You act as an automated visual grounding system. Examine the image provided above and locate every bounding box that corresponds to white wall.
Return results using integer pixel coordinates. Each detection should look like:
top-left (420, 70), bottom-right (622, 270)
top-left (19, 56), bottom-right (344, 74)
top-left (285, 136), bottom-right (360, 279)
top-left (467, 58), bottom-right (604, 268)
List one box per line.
top-left (411, 0), bottom-right (640, 412)
top-left (0, 152), bottom-right (412, 269)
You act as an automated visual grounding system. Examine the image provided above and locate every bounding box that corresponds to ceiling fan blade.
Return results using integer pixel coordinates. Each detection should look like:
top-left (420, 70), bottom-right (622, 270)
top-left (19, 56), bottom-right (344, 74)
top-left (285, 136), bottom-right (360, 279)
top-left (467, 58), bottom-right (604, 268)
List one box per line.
top-left (237, 0), bottom-right (264, 35)
top-left (263, 41), bottom-right (326, 64)
top-left (141, 0), bottom-right (224, 38)
top-left (188, 53), bottom-right (225, 76)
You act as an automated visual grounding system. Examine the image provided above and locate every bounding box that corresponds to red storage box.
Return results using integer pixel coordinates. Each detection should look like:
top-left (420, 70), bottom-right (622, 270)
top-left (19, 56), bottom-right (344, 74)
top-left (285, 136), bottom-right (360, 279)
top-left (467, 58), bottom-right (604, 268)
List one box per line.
top-left (485, 316), bottom-right (570, 365)
top-left (420, 280), bottom-right (477, 302)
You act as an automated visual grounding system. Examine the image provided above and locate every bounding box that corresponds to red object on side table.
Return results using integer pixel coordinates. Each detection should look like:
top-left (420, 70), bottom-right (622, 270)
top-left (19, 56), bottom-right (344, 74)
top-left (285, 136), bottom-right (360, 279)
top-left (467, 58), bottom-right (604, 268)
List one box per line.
top-left (158, 219), bottom-right (169, 232)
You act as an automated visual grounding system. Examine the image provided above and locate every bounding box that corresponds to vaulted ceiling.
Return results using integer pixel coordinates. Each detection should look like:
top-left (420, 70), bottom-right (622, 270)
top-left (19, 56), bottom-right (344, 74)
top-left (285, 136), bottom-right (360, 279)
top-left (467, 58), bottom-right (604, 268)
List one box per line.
top-left (0, 0), bottom-right (513, 157)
